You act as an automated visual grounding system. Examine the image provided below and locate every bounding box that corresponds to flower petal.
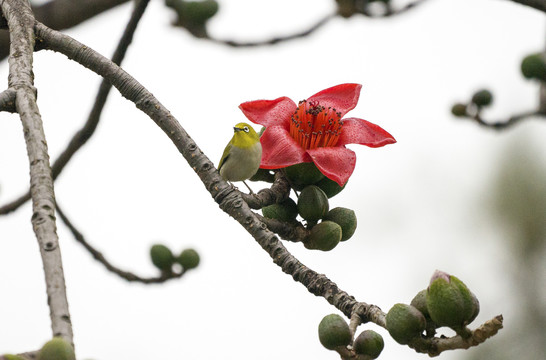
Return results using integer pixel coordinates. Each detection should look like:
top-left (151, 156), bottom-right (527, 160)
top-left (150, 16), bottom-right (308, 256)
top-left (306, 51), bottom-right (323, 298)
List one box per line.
top-left (338, 118), bottom-right (396, 148)
top-left (307, 83), bottom-right (362, 118)
top-left (306, 147), bottom-right (356, 186)
top-left (259, 126), bottom-right (310, 169)
top-left (239, 97), bottom-right (296, 129)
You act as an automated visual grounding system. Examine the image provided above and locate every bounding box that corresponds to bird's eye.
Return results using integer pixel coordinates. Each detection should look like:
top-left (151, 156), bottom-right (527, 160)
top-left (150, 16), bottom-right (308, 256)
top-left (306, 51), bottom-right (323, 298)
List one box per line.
top-left (243, 126), bottom-right (249, 132)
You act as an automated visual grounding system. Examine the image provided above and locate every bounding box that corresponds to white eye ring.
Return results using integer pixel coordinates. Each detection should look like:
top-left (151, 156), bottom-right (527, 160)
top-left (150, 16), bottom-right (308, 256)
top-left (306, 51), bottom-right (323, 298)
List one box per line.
top-left (243, 126), bottom-right (249, 132)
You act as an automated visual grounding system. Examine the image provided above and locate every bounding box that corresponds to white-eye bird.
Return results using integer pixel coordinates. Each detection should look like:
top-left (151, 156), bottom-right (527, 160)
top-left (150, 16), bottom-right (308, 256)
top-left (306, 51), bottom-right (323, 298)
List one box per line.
top-left (218, 122), bottom-right (262, 193)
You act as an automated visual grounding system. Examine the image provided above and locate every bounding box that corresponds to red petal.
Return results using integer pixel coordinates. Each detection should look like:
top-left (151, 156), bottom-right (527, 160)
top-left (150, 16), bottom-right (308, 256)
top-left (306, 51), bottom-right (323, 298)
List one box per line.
top-left (306, 147), bottom-right (356, 186)
top-left (239, 97), bottom-right (296, 129)
top-left (259, 126), bottom-right (310, 169)
top-left (307, 83), bottom-right (362, 118)
top-left (338, 118), bottom-right (396, 148)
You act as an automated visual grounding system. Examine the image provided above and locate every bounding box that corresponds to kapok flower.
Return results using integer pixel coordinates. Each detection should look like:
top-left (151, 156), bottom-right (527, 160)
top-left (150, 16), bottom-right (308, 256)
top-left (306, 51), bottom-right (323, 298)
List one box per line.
top-left (239, 83), bottom-right (396, 186)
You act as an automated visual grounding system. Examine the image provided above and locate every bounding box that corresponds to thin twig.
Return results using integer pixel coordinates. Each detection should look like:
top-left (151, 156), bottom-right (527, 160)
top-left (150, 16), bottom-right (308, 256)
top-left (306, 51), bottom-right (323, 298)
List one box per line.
top-left (0, 0), bottom-right (150, 215)
top-left (208, 13), bottom-right (335, 47)
top-left (470, 109), bottom-right (543, 130)
top-left (257, 215), bottom-right (309, 243)
top-left (56, 204), bottom-right (186, 284)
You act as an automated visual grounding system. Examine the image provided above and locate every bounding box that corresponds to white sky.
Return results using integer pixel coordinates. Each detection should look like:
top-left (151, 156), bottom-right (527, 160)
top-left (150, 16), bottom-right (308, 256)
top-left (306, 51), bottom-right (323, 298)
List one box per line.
top-left (1, 0), bottom-right (545, 359)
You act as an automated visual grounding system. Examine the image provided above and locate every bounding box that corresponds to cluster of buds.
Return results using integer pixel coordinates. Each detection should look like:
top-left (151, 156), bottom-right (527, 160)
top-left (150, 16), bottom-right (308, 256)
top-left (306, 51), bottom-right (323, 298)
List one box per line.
top-left (150, 244), bottom-right (200, 274)
top-left (260, 162), bottom-right (357, 251)
top-left (318, 314), bottom-right (385, 359)
top-left (386, 270), bottom-right (480, 345)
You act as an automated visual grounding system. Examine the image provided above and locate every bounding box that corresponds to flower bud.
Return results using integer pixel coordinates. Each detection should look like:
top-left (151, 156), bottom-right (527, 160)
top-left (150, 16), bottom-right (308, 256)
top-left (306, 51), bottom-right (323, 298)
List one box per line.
top-left (323, 207), bottom-right (357, 241)
top-left (451, 103), bottom-right (468, 117)
top-left (410, 289), bottom-right (429, 319)
top-left (304, 221), bottom-right (341, 251)
top-left (262, 198), bottom-right (298, 222)
top-left (385, 303), bottom-right (426, 344)
top-left (150, 244), bottom-right (174, 271)
top-left (38, 337), bottom-right (75, 360)
top-left (315, 176), bottom-right (347, 198)
top-left (521, 53), bottom-right (546, 81)
top-left (285, 163), bottom-right (324, 190)
top-left (297, 185), bottom-right (329, 222)
top-left (176, 248), bottom-right (200, 270)
top-left (426, 270), bottom-right (480, 329)
top-left (318, 314), bottom-right (351, 350)
top-left (353, 330), bottom-right (384, 358)
top-left (471, 89), bottom-right (493, 107)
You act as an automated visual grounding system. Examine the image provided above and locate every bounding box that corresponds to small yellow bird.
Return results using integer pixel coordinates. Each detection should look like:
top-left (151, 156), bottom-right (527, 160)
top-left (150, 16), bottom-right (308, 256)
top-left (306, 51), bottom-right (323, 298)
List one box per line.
top-left (218, 122), bottom-right (262, 193)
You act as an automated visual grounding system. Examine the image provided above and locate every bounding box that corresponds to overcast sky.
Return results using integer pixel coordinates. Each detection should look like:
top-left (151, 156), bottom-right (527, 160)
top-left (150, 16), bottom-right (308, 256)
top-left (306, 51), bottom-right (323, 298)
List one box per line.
top-left (1, 1), bottom-right (545, 359)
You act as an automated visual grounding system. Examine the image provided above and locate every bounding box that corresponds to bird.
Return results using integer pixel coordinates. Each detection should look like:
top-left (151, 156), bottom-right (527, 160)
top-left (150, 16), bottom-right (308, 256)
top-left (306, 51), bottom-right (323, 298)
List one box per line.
top-left (218, 122), bottom-right (262, 193)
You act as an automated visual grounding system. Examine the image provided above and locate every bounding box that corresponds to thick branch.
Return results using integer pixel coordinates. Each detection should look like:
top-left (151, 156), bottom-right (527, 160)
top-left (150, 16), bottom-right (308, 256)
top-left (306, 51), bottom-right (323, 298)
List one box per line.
top-left (34, 22), bottom-right (504, 355)
top-left (1, 0), bottom-right (72, 343)
top-left (34, 20), bottom-right (364, 320)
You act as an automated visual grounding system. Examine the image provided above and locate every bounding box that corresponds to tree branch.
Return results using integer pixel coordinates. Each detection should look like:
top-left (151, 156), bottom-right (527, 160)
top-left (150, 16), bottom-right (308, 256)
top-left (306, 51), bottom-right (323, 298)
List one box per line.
top-left (1, 0), bottom-right (72, 343)
top-left (207, 13), bottom-right (336, 47)
top-left (0, 0), bottom-right (150, 215)
top-left (33, 21), bottom-right (503, 356)
top-left (470, 109), bottom-right (543, 130)
top-left (56, 204), bottom-right (187, 284)
top-left (241, 171), bottom-right (291, 210)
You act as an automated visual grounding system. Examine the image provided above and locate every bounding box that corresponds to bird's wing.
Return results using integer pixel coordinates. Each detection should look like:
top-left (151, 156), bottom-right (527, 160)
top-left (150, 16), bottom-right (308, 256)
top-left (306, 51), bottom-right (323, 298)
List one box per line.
top-left (218, 142), bottom-right (232, 171)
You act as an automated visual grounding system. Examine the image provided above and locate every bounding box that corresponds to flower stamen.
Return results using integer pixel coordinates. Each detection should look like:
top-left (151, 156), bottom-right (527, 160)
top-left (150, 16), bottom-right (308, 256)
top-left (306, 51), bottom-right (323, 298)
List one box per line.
top-left (290, 100), bottom-right (342, 150)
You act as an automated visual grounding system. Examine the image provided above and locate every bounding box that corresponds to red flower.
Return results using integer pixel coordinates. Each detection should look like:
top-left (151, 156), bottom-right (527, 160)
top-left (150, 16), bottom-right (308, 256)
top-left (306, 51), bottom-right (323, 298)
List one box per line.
top-left (239, 84), bottom-right (396, 186)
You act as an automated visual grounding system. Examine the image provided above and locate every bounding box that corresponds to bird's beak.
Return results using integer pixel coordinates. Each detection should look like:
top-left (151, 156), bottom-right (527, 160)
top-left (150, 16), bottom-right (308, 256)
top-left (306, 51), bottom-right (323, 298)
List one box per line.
top-left (233, 127), bottom-right (242, 132)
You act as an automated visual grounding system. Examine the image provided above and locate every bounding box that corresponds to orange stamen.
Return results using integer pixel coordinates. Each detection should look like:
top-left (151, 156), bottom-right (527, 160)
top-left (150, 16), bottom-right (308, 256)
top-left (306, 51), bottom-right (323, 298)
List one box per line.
top-left (289, 100), bottom-right (342, 150)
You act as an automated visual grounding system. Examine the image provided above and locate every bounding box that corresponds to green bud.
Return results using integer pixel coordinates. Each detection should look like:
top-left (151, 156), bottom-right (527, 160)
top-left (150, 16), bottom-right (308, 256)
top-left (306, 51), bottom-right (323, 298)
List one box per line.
top-left (261, 198), bottom-right (298, 222)
top-left (318, 314), bottom-right (351, 350)
top-left (451, 103), bottom-right (468, 117)
top-left (3, 355), bottom-right (25, 360)
top-left (315, 176), bottom-right (346, 198)
top-left (426, 270), bottom-right (479, 329)
top-left (176, 248), bottom-right (200, 270)
top-left (471, 89), bottom-right (493, 107)
top-left (353, 330), bottom-right (384, 358)
top-left (323, 207), bottom-right (357, 241)
top-left (150, 244), bottom-right (174, 271)
top-left (410, 289), bottom-right (429, 319)
top-left (38, 337), bottom-right (75, 360)
top-left (297, 185), bottom-right (329, 222)
top-left (385, 303), bottom-right (426, 344)
top-left (521, 53), bottom-right (546, 81)
top-left (304, 221), bottom-right (342, 251)
top-left (285, 163), bottom-right (324, 190)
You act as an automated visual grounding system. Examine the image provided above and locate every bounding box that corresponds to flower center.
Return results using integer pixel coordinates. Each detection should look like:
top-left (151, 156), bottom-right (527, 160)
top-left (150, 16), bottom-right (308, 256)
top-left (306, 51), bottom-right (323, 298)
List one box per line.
top-left (289, 100), bottom-right (343, 150)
